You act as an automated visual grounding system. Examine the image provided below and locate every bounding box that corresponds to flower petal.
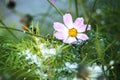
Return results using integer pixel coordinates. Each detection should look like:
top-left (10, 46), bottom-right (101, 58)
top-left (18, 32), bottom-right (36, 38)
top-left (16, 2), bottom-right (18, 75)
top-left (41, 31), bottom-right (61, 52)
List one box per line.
top-left (76, 24), bottom-right (91, 32)
top-left (53, 22), bottom-right (67, 32)
top-left (63, 37), bottom-right (77, 44)
top-left (77, 34), bottom-right (89, 41)
top-left (74, 18), bottom-right (84, 26)
top-left (50, 0), bottom-right (55, 4)
top-left (73, 17), bottom-right (91, 32)
top-left (63, 13), bottom-right (73, 29)
top-left (85, 24), bottom-right (91, 30)
top-left (54, 32), bottom-right (64, 40)
top-left (74, 18), bottom-right (84, 32)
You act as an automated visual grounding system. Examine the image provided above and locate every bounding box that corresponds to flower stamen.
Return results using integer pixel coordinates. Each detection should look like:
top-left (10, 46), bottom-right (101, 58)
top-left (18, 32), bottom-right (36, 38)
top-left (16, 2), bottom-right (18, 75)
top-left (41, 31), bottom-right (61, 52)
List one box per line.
top-left (68, 28), bottom-right (77, 37)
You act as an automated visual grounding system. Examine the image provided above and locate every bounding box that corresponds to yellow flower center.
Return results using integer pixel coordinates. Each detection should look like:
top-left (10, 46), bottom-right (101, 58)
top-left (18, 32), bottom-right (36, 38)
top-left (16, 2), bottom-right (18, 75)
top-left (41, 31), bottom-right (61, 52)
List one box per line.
top-left (68, 28), bottom-right (78, 37)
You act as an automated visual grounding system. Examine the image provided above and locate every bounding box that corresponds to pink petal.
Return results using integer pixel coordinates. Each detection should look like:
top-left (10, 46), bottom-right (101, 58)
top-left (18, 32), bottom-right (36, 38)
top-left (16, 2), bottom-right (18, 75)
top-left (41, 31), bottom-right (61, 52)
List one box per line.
top-left (53, 22), bottom-right (67, 32)
top-left (50, 0), bottom-right (55, 4)
top-left (74, 18), bottom-right (84, 26)
top-left (54, 32), bottom-right (64, 40)
top-left (73, 17), bottom-right (91, 32)
top-left (75, 24), bottom-right (91, 32)
top-left (63, 37), bottom-right (77, 44)
top-left (63, 13), bottom-right (73, 29)
top-left (74, 18), bottom-right (84, 32)
top-left (85, 24), bottom-right (91, 30)
top-left (75, 24), bottom-right (85, 32)
top-left (77, 34), bottom-right (89, 41)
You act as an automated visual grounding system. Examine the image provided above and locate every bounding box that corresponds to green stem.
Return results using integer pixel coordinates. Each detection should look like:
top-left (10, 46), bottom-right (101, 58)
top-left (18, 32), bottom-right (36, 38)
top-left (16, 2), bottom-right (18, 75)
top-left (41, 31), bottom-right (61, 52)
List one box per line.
top-left (74, 0), bottom-right (78, 17)
top-left (85, 0), bottom-right (98, 31)
top-left (0, 20), bottom-right (19, 40)
top-left (67, 0), bottom-right (71, 12)
top-left (47, 0), bottom-right (63, 16)
top-left (0, 26), bottom-right (48, 39)
top-left (79, 0), bottom-right (88, 21)
top-left (102, 64), bottom-right (108, 79)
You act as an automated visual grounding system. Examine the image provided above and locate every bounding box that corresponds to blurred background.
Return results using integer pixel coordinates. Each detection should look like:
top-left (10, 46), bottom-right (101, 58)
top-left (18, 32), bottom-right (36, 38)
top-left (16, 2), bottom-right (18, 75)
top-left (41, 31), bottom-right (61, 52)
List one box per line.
top-left (0, 0), bottom-right (68, 36)
top-left (0, 0), bottom-right (120, 79)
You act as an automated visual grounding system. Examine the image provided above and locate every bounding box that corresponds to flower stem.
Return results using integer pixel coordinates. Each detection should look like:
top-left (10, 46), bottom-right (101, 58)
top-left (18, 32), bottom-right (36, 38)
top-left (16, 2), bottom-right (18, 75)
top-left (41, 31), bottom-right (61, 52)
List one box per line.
top-left (74, 0), bottom-right (78, 17)
top-left (47, 0), bottom-right (63, 16)
top-left (79, 0), bottom-right (88, 21)
top-left (0, 26), bottom-right (49, 39)
top-left (85, 0), bottom-right (98, 32)
top-left (67, 0), bottom-right (71, 12)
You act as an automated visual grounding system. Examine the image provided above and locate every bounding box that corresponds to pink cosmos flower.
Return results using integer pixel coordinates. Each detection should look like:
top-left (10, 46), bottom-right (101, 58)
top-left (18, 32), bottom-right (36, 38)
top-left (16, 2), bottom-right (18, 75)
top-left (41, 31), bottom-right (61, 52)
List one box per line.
top-left (53, 13), bottom-right (91, 44)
